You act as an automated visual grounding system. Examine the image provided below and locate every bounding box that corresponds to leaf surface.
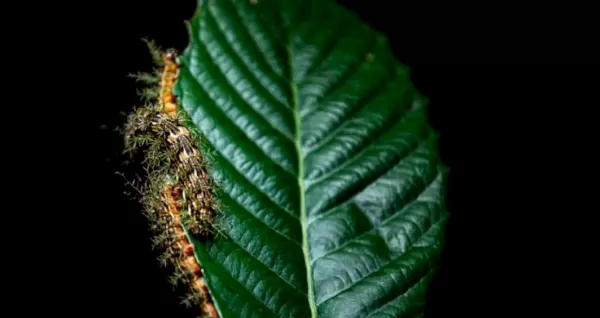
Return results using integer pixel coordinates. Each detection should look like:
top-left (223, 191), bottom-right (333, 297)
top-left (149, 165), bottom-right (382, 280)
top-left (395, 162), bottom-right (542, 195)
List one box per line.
top-left (174, 0), bottom-right (448, 317)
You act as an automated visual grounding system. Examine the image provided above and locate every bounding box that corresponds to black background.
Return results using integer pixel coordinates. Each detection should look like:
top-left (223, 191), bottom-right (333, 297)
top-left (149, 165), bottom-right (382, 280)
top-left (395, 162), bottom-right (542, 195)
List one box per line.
top-left (92, 1), bottom-right (597, 317)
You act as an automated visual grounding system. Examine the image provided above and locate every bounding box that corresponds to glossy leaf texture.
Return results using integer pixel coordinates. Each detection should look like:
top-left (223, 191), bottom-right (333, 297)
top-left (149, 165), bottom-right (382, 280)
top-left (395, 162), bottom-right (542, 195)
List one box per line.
top-left (174, 0), bottom-right (448, 317)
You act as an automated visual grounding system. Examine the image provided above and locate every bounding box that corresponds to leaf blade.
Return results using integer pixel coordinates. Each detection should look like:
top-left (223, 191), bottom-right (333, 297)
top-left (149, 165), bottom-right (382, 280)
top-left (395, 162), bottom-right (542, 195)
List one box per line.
top-left (176, 0), bottom-right (448, 317)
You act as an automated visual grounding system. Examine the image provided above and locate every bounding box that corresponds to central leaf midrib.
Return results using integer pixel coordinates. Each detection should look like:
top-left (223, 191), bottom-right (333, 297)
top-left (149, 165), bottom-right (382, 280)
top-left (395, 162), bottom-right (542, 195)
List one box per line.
top-left (286, 26), bottom-right (318, 318)
top-left (295, 84), bottom-right (316, 316)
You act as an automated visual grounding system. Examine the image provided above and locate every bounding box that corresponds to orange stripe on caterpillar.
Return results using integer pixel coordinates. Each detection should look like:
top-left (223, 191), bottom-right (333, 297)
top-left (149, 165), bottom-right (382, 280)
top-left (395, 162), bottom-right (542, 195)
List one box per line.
top-left (161, 181), bottom-right (219, 318)
top-left (159, 49), bottom-right (180, 117)
top-left (191, 278), bottom-right (219, 318)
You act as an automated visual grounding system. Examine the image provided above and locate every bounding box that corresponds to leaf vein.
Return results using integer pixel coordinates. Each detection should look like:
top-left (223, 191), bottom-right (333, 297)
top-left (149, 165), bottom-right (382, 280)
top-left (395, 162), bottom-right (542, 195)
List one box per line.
top-left (225, 217), bottom-right (309, 300)
top-left (363, 269), bottom-right (433, 318)
top-left (307, 134), bottom-right (434, 224)
top-left (299, 24), bottom-right (347, 83)
top-left (205, 6), bottom-right (293, 112)
top-left (302, 68), bottom-right (399, 155)
top-left (299, 28), bottom-right (377, 121)
top-left (221, 187), bottom-right (303, 246)
top-left (223, 0), bottom-right (288, 81)
top-left (316, 217), bottom-right (444, 307)
top-left (180, 51), bottom-right (300, 206)
top-left (214, 249), bottom-right (283, 317)
top-left (185, 37), bottom-right (297, 174)
top-left (311, 170), bottom-right (442, 264)
top-left (184, 96), bottom-right (299, 220)
top-left (305, 99), bottom-right (414, 185)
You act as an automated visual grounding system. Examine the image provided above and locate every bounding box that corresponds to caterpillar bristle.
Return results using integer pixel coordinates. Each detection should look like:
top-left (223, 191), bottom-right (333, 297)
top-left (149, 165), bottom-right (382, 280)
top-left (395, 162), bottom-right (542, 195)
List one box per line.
top-left (141, 37), bottom-right (165, 67)
top-left (129, 72), bottom-right (161, 85)
top-left (168, 275), bottom-right (181, 288)
top-left (182, 292), bottom-right (202, 309)
top-left (138, 89), bottom-right (160, 103)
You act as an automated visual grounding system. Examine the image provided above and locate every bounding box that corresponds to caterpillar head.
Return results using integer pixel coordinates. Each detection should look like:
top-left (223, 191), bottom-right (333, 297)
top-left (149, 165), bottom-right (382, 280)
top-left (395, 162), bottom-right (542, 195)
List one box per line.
top-left (164, 48), bottom-right (179, 61)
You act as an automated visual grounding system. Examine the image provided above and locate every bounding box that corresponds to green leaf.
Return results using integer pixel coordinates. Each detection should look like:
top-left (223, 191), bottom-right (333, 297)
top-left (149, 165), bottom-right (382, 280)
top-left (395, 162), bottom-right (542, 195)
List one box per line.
top-left (174, 0), bottom-right (448, 317)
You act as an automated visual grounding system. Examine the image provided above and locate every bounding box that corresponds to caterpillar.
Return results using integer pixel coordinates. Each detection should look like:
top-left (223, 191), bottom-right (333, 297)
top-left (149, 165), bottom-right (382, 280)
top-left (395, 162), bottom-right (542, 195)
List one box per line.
top-left (125, 106), bottom-right (218, 238)
top-left (125, 41), bottom-right (218, 238)
top-left (124, 40), bottom-right (220, 318)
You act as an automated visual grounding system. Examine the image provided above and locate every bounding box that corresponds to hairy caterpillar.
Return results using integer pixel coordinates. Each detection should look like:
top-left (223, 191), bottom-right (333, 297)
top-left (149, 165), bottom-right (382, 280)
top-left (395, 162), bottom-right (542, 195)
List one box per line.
top-left (125, 106), bottom-right (218, 238)
top-left (124, 41), bottom-right (220, 317)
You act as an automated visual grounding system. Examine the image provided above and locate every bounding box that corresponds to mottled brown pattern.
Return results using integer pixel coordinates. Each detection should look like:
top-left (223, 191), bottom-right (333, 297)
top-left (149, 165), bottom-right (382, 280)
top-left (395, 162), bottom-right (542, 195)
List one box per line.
top-left (125, 107), bottom-right (217, 237)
